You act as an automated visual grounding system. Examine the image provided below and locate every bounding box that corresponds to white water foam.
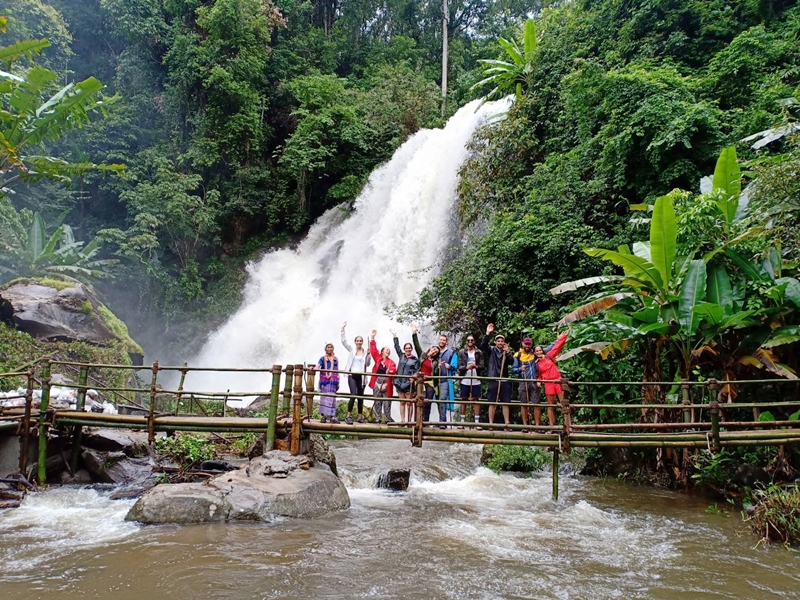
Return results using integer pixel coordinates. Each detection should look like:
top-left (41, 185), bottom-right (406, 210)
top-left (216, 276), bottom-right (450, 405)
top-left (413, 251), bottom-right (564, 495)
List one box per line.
top-left (0, 488), bottom-right (140, 575)
top-left (190, 99), bottom-right (511, 393)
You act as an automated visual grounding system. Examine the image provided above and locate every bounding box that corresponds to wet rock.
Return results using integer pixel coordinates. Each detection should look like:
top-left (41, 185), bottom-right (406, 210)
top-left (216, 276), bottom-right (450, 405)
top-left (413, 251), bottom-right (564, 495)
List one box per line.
top-left (0, 281), bottom-right (118, 345)
top-left (376, 468), bottom-right (410, 491)
top-left (60, 469), bottom-right (93, 484)
top-left (734, 464), bottom-right (770, 488)
top-left (109, 487), bottom-right (150, 501)
top-left (308, 434), bottom-right (337, 477)
top-left (81, 448), bottom-right (157, 486)
top-left (0, 500), bottom-right (21, 510)
top-left (126, 450), bottom-right (350, 524)
top-left (82, 429), bottom-right (150, 456)
top-left (199, 460), bottom-right (237, 473)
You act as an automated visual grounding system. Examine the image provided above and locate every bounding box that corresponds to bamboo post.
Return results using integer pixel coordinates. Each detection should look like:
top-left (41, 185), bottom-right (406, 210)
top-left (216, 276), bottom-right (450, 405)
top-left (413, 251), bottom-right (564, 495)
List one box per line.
top-left (175, 363), bottom-right (188, 415)
top-left (223, 389), bottom-right (229, 417)
top-left (560, 377), bottom-right (572, 453)
top-left (19, 367), bottom-right (35, 474)
top-left (413, 373), bottom-right (425, 447)
top-left (282, 364), bottom-right (294, 415)
top-left (290, 363), bottom-right (304, 455)
top-left (266, 365), bottom-right (282, 452)
top-left (305, 366), bottom-right (315, 419)
top-left (37, 359), bottom-right (52, 485)
top-left (681, 378), bottom-right (691, 465)
top-left (710, 398), bottom-right (721, 454)
top-left (148, 361), bottom-right (160, 445)
top-left (69, 364), bottom-right (89, 471)
top-left (552, 448), bottom-right (559, 501)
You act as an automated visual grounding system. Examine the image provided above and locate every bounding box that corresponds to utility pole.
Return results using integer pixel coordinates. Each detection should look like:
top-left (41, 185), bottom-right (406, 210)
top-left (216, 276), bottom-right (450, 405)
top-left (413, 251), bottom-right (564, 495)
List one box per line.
top-left (441, 0), bottom-right (448, 117)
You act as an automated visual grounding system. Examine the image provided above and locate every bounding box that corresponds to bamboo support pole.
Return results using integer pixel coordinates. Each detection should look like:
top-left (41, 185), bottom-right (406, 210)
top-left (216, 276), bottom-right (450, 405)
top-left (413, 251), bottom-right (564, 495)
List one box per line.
top-left (414, 373), bottom-right (425, 447)
top-left (37, 359), bottom-right (52, 485)
top-left (552, 449), bottom-right (559, 501)
top-left (266, 365), bottom-right (281, 452)
top-left (710, 397), bottom-right (721, 453)
top-left (69, 364), bottom-right (89, 471)
top-left (290, 363), bottom-right (303, 456)
top-left (282, 365), bottom-right (294, 414)
top-left (561, 378), bottom-right (572, 453)
top-left (175, 363), bottom-right (188, 416)
top-left (148, 361), bottom-right (160, 445)
top-left (19, 367), bottom-right (34, 474)
top-left (305, 367), bottom-right (315, 419)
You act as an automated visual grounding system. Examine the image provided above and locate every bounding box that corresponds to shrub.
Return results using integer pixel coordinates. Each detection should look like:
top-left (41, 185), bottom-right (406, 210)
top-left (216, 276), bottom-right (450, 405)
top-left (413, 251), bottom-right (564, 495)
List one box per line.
top-left (483, 445), bottom-right (551, 474)
top-left (154, 433), bottom-right (215, 468)
top-left (746, 484), bottom-right (800, 547)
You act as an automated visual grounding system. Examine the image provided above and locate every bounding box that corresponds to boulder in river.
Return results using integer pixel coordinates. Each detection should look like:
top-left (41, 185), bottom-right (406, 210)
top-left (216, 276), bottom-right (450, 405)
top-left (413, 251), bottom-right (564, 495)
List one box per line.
top-left (81, 448), bottom-right (158, 487)
top-left (125, 450), bottom-right (350, 524)
top-left (376, 468), bottom-right (410, 491)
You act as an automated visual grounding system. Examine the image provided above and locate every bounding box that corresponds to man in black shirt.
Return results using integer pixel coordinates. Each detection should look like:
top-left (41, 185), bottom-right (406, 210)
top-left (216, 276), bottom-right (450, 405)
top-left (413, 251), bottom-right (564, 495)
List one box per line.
top-left (480, 323), bottom-right (514, 429)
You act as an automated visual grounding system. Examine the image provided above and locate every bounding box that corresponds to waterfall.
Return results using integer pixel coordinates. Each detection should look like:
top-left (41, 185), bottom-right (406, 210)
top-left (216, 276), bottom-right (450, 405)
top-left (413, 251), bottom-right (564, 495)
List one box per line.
top-left (191, 98), bottom-right (510, 392)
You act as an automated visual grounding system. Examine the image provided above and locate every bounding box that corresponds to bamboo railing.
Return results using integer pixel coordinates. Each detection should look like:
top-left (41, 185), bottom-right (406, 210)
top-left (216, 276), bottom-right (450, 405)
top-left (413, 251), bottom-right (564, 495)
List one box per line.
top-left (3, 357), bottom-right (800, 498)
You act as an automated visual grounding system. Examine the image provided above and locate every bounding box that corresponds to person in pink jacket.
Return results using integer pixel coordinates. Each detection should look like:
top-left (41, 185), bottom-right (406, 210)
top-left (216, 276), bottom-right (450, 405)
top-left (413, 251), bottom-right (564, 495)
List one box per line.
top-left (369, 330), bottom-right (397, 424)
top-left (534, 330), bottom-right (569, 427)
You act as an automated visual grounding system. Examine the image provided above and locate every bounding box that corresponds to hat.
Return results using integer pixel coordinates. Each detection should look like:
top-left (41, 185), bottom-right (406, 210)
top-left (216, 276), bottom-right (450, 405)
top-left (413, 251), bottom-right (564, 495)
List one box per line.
top-left (522, 337), bottom-right (533, 344)
top-left (494, 334), bottom-right (505, 341)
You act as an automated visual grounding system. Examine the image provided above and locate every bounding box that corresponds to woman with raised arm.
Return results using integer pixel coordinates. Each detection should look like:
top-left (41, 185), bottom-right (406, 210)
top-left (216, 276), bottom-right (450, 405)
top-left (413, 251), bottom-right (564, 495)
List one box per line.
top-left (369, 329), bottom-right (397, 424)
top-left (313, 343), bottom-right (340, 424)
top-left (341, 322), bottom-right (372, 424)
top-left (534, 329), bottom-right (570, 427)
top-left (419, 345), bottom-right (445, 427)
top-left (391, 325), bottom-right (421, 423)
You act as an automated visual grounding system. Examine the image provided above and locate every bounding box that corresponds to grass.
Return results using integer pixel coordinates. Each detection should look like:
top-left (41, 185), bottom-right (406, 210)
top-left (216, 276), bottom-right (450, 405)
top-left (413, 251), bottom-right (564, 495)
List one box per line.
top-left (745, 484), bottom-right (800, 548)
top-left (98, 303), bottom-right (144, 355)
top-left (4, 277), bottom-right (75, 291)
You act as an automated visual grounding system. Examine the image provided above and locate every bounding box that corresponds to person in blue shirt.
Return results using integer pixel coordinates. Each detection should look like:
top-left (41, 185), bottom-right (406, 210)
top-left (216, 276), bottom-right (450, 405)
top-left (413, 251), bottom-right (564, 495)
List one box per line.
top-left (435, 333), bottom-right (459, 426)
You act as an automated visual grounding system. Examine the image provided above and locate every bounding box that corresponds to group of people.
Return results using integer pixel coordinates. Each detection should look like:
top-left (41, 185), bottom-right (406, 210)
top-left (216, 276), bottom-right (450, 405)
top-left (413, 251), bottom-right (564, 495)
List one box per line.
top-left (311, 322), bottom-right (569, 429)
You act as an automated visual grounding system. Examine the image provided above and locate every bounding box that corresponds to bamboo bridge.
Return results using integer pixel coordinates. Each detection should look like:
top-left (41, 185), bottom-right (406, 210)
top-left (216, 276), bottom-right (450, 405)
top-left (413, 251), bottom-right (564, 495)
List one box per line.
top-left (2, 359), bottom-right (800, 499)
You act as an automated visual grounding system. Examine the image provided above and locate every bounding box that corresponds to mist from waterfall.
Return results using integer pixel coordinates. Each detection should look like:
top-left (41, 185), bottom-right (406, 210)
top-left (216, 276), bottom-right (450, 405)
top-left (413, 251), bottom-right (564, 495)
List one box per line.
top-left (190, 98), bottom-right (510, 392)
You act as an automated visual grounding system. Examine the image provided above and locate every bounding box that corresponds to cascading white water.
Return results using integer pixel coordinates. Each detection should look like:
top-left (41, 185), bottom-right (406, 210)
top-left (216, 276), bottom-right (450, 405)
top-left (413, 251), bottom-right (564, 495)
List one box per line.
top-left (191, 98), bottom-right (510, 392)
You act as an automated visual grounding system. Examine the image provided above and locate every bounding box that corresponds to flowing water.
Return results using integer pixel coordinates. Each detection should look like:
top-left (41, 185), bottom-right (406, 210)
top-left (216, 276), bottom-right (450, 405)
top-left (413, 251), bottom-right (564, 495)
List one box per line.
top-left (1, 440), bottom-right (798, 599)
top-left (190, 99), bottom-right (510, 394)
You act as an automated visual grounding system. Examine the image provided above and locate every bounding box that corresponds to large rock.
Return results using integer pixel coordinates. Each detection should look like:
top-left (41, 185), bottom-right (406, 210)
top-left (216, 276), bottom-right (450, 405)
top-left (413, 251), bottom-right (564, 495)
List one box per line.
top-left (82, 428), bottom-right (149, 456)
top-left (126, 450), bottom-right (350, 524)
top-left (81, 447), bottom-right (158, 486)
top-left (376, 468), bottom-right (410, 491)
top-left (308, 434), bottom-right (338, 477)
top-left (0, 280), bottom-right (142, 355)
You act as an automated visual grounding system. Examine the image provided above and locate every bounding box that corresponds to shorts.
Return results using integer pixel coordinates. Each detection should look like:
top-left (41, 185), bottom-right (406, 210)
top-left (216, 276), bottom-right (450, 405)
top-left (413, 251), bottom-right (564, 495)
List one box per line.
top-left (487, 380), bottom-right (511, 403)
top-left (516, 382), bottom-right (541, 404)
top-left (460, 384), bottom-right (481, 400)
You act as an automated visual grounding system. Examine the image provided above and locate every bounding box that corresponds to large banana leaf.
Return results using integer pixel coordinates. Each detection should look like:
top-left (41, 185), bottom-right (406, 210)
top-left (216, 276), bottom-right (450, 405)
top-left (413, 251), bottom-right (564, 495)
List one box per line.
top-left (549, 275), bottom-right (622, 295)
top-left (707, 264), bottom-right (733, 317)
top-left (632, 241), bottom-right (652, 262)
top-left (740, 349), bottom-right (798, 379)
top-left (724, 248), bottom-right (769, 282)
top-left (0, 39), bottom-right (50, 66)
top-left (28, 211), bottom-right (46, 262)
top-left (650, 194), bottom-right (677, 288)
top-left (678, 260), bottom-right (707, 335)
top-left (775, 277), bottom-right (800, 308)
top-left (761, 326), bottom-right (800, 348)
top-left (523, 19), bottom-right (537, 56)
top-left (556, 293), bottom-right (634, 327)
top-left (584, 248), bottom-right (664, 291)
top-left (712, 145), bottom-right (741, 225)
top-left (558, 339), bottom-right (630, 361)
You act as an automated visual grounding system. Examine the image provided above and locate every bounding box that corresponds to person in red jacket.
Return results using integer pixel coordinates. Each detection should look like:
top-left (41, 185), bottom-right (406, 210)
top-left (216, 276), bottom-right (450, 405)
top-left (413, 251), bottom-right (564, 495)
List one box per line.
top-left (369, 329), bottom-right (397, 424)
top-left (534, 330), bottom-right (570, 427)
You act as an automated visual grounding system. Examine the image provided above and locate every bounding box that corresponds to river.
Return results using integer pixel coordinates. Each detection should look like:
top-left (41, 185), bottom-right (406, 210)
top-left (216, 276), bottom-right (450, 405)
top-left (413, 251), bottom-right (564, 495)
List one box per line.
top-left (1, 440), bottom-right (798, 599)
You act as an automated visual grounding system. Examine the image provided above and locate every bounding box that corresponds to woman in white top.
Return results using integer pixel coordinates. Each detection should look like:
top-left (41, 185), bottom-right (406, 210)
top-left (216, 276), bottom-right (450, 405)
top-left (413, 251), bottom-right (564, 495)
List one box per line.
top-left (341, 322), bottom-right (372, 424)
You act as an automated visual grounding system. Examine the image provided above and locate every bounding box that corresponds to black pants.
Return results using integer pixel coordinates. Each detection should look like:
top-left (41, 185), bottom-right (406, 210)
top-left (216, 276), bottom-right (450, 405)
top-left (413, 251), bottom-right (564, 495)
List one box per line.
top-left (348, 375), bottom-right (364, 414)
top-left (422, 383), bottom-right (446, 422)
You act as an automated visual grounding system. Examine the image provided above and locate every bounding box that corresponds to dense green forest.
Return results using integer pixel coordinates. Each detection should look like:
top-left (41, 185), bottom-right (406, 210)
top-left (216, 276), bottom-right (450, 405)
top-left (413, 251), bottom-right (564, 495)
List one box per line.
top-left (0, 0), bottom-right (798, 370)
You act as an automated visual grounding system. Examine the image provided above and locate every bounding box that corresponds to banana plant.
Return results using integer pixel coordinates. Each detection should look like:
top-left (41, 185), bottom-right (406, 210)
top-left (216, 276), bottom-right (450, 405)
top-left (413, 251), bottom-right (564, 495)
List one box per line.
top-left (472, 19), bottom-right (538, 100)
top-left (0, 210), bottom-right (116, 282)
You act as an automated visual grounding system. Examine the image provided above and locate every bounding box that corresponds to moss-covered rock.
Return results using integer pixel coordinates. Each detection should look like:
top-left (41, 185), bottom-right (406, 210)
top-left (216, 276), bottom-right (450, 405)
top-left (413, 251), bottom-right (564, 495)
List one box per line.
top-left (0, 278), bottom-right (142, 355)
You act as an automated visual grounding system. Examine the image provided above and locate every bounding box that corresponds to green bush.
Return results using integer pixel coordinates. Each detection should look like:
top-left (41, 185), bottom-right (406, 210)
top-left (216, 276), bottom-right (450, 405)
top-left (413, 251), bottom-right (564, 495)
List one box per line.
top-left (483, 445), bottom-right (551, 474)
top-left (154, 433), bottom-right (216, 468)
top-left (746, 484), bottom-right (800, 547)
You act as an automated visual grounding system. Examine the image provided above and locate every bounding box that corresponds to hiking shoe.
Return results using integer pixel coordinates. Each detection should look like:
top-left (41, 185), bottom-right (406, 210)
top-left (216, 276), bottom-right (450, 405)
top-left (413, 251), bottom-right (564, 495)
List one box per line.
top-left (345, 416), bottom-right (353, 425)
top-left (330, 417), bottom-right (340, 424)
top-left (357, 416), bottom-right (365, 424)
top-left (386, 418), bottom-right (395, 424)
top-left (320, 416), bottom-right (327, 423)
